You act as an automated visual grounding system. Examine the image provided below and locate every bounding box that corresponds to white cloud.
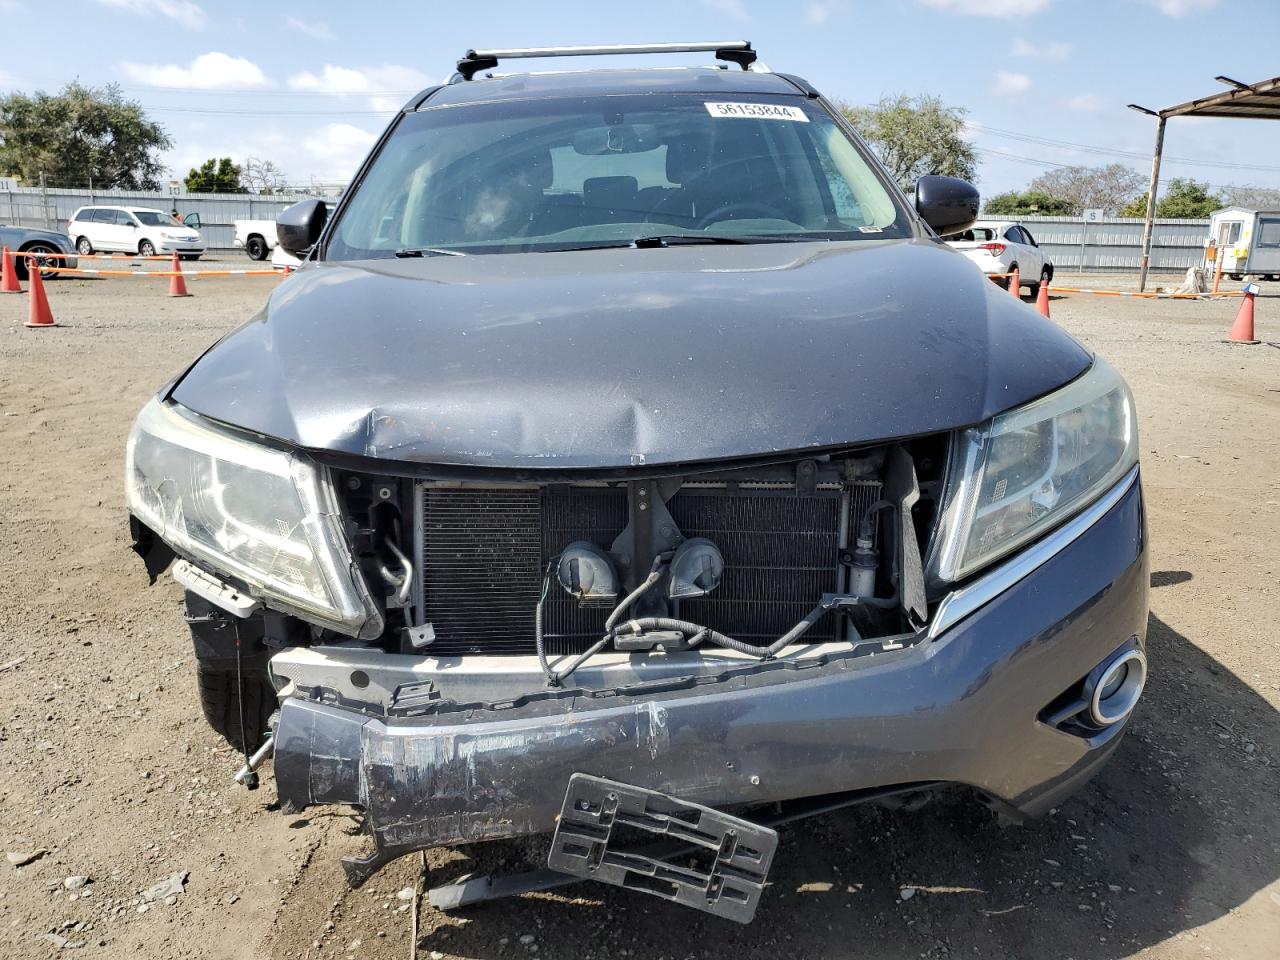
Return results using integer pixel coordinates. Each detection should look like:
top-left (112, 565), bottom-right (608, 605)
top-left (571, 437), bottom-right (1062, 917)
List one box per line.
top-left (701, 0), bottom-right (751, 21)
top-left (919, 0), bottom-right (1048, 17)
top-left (95, 0), bottom-right (205, 30)
top-left (1064, 93), bottom-right (1103, 112)
top-left (285, 15), bottom-right (333, 41)
top-left (1146, 0), bottom-right (1219, 14)
top-left (1011, 37), bottom-right (1072, 61)
top-left (803, 0), bottom-right (848, 24)
top-left (287, 64), bottom-right (432, 112)
top-left (120, 52), bottom-right (269, 89)
top-left (993, 71), bottom-right (1032, 96)
top-left (301, 124), bottom-right (379, 180)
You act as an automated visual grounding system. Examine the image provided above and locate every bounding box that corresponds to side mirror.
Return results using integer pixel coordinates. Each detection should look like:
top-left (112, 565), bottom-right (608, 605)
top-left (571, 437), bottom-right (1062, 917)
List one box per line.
top-left (276, 199), bottom-right (328, 257)
top-left (915, 176), bottom-right (980, 235)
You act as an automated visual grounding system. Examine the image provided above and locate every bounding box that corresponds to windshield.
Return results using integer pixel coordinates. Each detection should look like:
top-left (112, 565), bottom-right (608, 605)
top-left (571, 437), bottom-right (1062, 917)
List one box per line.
top-left (134, 211), bottom-right (181, 227)
top-left (327, 93), bottom-right (911, 258)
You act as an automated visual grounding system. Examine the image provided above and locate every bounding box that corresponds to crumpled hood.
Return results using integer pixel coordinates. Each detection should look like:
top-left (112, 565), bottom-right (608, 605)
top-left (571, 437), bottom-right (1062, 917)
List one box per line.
top-left (171, 239), bottom-right (1090, 469)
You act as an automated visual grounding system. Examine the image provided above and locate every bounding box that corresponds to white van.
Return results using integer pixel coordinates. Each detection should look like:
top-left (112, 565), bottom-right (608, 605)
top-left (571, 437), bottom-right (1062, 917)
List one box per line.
top-left (67, 206), bottom-right (205, 259)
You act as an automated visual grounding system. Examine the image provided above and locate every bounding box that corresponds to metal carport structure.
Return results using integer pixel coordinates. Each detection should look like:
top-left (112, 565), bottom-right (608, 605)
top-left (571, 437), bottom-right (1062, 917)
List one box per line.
top-left (1129, 74), bottom-right (1280, 291)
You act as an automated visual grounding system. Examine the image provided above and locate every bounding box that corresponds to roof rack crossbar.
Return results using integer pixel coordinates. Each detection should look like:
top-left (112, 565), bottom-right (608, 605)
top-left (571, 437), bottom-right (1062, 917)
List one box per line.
top-left (455, 41), bottom-right (757, 81)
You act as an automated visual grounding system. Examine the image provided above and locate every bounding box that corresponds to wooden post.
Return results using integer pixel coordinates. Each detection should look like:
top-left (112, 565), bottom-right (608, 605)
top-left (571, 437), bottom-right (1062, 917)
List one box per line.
top-left (1137, 116), bottom-right (1166, 293)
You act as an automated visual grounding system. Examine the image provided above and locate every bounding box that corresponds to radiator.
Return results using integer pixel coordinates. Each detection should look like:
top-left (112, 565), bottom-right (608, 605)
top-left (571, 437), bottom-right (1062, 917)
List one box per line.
top-left (417, 480), bottom-right (880, 656)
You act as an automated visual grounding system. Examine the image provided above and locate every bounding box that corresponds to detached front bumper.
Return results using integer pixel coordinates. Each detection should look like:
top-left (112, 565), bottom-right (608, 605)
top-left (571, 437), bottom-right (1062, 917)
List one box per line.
top-left (273, 471), bottom-right (1148, 883)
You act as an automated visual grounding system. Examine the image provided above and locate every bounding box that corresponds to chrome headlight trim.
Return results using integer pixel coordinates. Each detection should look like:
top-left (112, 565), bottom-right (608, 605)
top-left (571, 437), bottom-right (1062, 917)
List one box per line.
top-left (927, 358), bottom-right (1138, 585)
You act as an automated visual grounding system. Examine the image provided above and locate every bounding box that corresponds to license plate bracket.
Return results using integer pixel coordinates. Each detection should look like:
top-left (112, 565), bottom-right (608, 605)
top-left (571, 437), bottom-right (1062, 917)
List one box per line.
top-left (547, 773), bottom-right (778, 923)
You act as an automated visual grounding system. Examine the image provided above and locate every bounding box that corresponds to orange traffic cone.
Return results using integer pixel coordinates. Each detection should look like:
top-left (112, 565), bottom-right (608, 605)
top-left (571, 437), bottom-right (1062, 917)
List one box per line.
top-left (1035, 278), bottom-right (1051, 318)
top-left (168, 252), bottom-right (191, 297)
top-left (1226, 284), bottom-right (1260, 344)
top-left (1008, 265), bottom-right (1021, 298)
top-left (1, 246), bottom-right (21, 294)
top-left (24, 265), bottom-right (57, 328)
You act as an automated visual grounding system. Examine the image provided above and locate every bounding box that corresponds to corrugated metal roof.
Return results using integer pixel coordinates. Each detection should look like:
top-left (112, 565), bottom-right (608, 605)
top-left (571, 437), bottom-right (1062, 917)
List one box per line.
top-left (1155, 75), bottom-right (1280, 120)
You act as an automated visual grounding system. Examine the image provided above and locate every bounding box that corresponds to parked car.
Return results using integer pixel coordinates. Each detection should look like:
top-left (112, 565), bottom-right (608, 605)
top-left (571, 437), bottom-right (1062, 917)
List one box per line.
top-left (946, 219), bottom-right (1053, 293)
top-left (67, 205), bottom-right (205, 259)
top-left (233, 218), bottom-right (278, 260)
top-left (0, 224), bottom-right (77, 279)
top-left (124, 42), bottom-right (1146, 922)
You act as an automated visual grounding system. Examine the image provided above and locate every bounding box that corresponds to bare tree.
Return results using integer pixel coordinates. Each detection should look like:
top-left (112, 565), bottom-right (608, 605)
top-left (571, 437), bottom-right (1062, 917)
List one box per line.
top-left (1218, 183), bottom-right (1280, 209)
top-left (1027, 163), bottom-right (1145, 216)
top-left (240, 157), bottom-right (289, 195)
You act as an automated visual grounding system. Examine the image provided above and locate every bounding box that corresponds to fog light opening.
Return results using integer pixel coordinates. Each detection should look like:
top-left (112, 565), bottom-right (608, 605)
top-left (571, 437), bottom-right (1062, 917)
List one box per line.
top-left (1089, 649), bottom-right (1146, 725)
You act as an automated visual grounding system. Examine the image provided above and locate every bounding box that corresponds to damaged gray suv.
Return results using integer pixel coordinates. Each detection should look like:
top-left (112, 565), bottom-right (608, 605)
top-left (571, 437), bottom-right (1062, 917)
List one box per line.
top-left (125, 42), bottom-right (1148, 922)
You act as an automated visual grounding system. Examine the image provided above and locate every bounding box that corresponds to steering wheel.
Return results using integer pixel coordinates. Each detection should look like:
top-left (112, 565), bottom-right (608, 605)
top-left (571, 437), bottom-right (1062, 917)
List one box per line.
top-left (695, 201), bottom-right (791, 229)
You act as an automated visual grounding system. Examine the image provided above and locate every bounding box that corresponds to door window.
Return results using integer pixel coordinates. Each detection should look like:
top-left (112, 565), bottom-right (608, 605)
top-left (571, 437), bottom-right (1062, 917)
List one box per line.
top-left (91, 209), bottom-right (115, 223)
top-left (1004, 226), bottom-right (1026, 244)
top-left (1256, 217), bottom-right (1280, 247)
top-left (115, 210), bottom-right (137, 226)
top-left (1217, 220), bottom-right (1242, 245)
top-left (1021, 227), bottom-right (1038, 247)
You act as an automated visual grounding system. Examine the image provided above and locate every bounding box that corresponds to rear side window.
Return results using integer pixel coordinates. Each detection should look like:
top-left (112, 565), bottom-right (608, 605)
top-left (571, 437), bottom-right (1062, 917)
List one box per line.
top-left (72, 209), bottom-right (92, 222)
top-left (1257, 217), bottom-right (1280, 248)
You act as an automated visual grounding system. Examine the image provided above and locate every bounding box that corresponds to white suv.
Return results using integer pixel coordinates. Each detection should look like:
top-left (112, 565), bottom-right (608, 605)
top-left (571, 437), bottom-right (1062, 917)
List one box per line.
top-left (946, 220), bottom-right (1052, 294)
top-left (67, 206), bottom-right (205, 259)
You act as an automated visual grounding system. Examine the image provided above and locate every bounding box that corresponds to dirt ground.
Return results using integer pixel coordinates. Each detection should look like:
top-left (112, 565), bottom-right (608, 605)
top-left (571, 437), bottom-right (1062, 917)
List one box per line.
top-left (0, 265), bottom-right (1277, 959)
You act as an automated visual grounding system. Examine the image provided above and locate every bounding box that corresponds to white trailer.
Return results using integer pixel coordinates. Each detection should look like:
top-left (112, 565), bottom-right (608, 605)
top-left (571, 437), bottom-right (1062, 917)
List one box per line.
top-left (1206, 206), bottom-right (1280, 281)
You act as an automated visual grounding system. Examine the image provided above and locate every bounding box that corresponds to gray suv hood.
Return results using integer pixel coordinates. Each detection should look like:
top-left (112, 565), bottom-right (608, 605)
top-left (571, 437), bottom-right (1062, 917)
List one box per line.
top-left (171, 239), bottom-right (1090, 470)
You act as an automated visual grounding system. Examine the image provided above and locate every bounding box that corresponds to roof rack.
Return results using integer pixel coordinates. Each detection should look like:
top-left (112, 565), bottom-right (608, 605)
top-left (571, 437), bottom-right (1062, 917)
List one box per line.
top-left (454, 41), bottom-right (758, 82)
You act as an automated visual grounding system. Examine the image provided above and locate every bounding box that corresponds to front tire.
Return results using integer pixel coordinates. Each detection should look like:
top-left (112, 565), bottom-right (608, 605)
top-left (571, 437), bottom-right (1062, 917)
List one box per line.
top-left (196, 659), bottom-right (275, 754)
top-left (245, 236), bottom-right (268, 261)
top-left (139, 239), bottom-right (156, 257)
top-left (17, 243), bottom-right (60, 281)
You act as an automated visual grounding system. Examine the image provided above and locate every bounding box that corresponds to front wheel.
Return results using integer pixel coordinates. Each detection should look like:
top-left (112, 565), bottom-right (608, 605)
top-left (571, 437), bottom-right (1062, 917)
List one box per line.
top-left (18, 243), bottom-right (60, 281)
top-left (245, 236), bottom-right (268, 261)
top-left (139, 239), bottom-right (156, 257)
top-left (196, 658), bottom-right (276, 754)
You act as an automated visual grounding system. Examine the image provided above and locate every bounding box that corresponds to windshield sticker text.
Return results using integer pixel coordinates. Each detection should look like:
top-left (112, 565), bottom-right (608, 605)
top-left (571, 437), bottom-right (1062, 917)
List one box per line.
top-left (703, 102), bottom-right (810, 122)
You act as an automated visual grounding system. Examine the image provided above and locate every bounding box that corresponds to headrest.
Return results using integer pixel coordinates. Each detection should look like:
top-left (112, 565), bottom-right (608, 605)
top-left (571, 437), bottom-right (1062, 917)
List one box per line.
top-left (583, 176), bottom-right (639, 208)
top-left (665, 137), bottom-right (708, 184)
top-left (522, 149), bottom-right (553, 190)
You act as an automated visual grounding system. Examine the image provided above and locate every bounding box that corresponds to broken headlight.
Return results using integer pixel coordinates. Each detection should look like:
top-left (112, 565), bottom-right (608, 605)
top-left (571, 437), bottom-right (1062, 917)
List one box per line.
top-left (125, 398), bottom-right (381, 638)
top-left (928, 358), bottom-right (1137, 583)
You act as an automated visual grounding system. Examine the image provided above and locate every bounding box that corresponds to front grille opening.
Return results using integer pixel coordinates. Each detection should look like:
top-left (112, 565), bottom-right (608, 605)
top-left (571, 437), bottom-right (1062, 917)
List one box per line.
top-left (413, 456), bottom-right (910, 657)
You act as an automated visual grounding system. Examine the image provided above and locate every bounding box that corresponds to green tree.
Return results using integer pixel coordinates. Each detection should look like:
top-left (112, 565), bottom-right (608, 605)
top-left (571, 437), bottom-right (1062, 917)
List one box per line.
top-left (983, 190), bottom-right (1074, 217)
top-left (1119, 177), bottom-right (1222, 218)
top-left (837, 94), bottom-right (977, 192)
top-left (185, 157), bottom-right (243, 193)
top-left (0, 82), bottom-right (171, 189)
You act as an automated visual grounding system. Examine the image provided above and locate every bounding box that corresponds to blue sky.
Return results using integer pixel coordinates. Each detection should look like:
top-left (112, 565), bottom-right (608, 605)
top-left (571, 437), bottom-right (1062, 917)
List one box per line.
top-left (3, 0), bottom-right (1279, 195)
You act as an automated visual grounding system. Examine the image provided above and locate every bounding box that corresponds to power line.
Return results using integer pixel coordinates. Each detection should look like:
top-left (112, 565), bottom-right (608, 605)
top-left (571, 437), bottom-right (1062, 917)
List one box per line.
top-left (975, 123), bottom-right (1280, 173)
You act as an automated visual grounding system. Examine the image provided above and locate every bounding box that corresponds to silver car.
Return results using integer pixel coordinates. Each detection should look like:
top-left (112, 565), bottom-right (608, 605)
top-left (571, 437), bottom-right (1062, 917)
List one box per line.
top-left (0, 223), bottom-right (77, 279)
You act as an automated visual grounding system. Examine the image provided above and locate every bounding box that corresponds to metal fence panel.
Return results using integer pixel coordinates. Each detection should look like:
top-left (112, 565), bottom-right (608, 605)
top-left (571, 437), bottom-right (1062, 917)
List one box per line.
top-left (1, 189), bottom-right (1217, 272)
top-left (1015, 216), bottom-right (1210, 273)
top-left (1, 186), bottom-right (314, 251)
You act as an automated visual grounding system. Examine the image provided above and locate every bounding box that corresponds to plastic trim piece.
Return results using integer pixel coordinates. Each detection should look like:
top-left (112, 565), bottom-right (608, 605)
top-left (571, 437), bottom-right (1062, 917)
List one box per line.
top-left (172, 558), bottom-right (262, 618)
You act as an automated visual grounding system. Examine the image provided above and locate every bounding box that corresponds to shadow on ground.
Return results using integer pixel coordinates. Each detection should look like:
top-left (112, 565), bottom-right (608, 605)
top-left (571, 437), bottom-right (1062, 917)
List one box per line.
top-left (413, 610), bottom-right (1277, 959)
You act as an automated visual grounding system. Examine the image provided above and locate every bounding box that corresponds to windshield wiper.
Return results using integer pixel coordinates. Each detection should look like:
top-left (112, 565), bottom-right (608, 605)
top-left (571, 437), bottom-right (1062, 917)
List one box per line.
top-left (394, 247), bottom-right (467, 258)
top-left (631, 234), bottom-right (752, 248)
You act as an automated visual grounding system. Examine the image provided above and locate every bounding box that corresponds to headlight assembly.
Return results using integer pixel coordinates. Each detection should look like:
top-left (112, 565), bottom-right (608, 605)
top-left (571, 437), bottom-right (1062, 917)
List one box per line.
top-left (928, 359), bottom-right (1137, 584)
top-left (125, 398), bottom-right (381, 637)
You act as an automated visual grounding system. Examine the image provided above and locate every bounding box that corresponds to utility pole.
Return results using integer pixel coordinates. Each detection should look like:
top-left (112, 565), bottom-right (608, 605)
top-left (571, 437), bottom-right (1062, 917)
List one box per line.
top-left (1131, 106), bottom-right (1165, 293)
top-left (39, 170), bottom-right (51, 231)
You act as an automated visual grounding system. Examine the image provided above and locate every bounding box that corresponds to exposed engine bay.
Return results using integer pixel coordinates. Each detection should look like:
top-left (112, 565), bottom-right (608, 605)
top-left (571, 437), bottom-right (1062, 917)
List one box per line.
top-left (253, 438), bottom-right (947, 709)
